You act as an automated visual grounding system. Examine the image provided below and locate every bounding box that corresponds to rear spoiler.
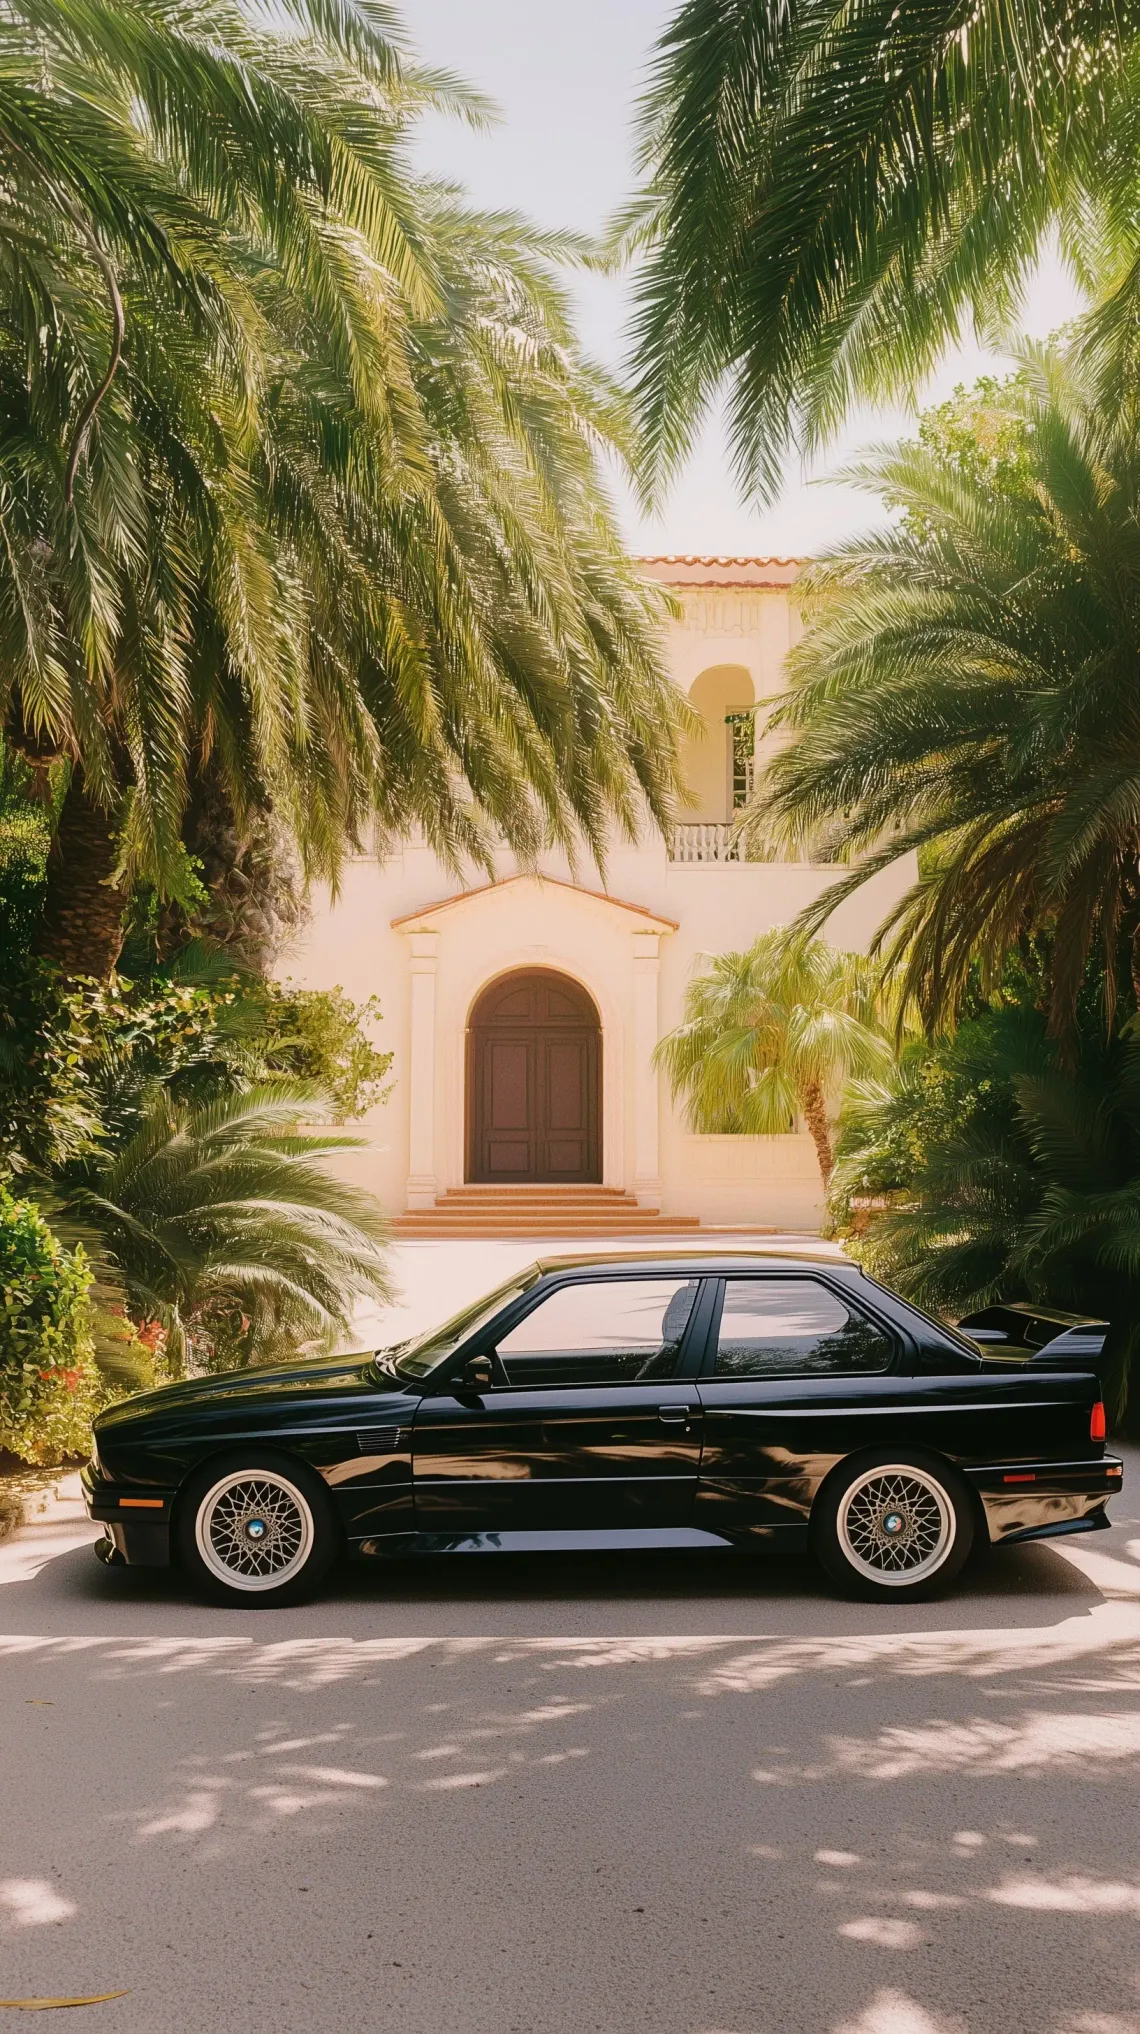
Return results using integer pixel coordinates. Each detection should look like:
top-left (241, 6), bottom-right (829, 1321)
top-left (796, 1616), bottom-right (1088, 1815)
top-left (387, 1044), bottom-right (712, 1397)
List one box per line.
top-left (957, 1304), bottom-right (1108, 1372)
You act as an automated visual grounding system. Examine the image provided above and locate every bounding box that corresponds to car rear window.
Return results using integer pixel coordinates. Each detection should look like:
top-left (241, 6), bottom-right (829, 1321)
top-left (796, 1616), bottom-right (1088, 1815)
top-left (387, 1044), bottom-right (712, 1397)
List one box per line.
top-left (713, 1278), bottom-right (893, 1378)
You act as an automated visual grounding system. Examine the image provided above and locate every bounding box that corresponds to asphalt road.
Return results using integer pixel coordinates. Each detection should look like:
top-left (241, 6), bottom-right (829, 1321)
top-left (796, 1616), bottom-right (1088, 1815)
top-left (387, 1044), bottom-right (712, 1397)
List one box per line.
top-left (2, 1458), bottom-right (1139, 2034)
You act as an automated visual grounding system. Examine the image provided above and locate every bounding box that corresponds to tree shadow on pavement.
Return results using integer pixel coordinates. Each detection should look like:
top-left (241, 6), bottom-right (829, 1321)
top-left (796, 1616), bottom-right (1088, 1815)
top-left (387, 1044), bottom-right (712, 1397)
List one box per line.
top-left (0, 1529), bottom-right (1103, 1645)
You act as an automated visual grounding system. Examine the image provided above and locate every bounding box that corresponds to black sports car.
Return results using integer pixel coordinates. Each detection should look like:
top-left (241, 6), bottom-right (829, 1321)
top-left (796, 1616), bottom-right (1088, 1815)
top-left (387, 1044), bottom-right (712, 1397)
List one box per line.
top-left (82, 1251), bottom-right (1123, 1605)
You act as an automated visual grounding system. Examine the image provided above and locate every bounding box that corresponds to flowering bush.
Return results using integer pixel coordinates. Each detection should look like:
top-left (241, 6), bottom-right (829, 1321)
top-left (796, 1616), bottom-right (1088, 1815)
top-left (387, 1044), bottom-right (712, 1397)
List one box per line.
top-left (0, 1188), bottom-right (102, 1464)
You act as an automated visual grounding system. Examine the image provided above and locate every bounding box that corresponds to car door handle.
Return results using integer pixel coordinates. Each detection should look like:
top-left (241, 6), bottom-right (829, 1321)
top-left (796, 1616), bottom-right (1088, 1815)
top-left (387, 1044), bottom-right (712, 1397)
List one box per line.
top-left (657, 1406), bottom-right (689, 1425)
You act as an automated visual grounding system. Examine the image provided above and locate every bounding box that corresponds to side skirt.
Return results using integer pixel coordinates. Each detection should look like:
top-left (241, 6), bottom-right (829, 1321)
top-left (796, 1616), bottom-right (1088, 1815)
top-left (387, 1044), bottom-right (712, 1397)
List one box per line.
top-left (352, 1524), bottom-right (808, 1559)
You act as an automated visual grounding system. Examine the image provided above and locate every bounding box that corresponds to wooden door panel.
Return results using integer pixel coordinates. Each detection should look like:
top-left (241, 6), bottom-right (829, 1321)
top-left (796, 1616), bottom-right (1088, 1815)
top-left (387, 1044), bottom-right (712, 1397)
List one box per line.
top-left (468, 969), bottom-right (600, 1183)
top-left (488, 1041), bottom-right (530, 1129)
top-left (541, 1036), bottom-right (591, 1177)
top-left (546, 1040), bottom-right (587, 1129)
top-left (480, 1038), bottom-right (534, 1178)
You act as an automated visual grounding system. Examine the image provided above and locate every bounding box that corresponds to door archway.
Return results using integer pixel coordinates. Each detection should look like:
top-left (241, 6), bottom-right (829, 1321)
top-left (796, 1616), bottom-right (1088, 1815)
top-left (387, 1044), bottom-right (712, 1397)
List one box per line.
top-left (467, 969), bottom-right (601, 1183)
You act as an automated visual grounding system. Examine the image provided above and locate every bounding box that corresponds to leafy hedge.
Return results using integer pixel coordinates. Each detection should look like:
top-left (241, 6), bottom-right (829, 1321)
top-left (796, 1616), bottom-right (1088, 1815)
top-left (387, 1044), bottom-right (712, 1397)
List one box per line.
top-left (0, 1188), bottom-right (102, 1464)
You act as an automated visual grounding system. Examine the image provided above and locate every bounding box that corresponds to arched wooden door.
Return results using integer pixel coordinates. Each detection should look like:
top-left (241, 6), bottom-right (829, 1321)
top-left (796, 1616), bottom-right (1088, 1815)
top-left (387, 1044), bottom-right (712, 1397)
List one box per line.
top-left (467, 969), bottom-right (601, 1183)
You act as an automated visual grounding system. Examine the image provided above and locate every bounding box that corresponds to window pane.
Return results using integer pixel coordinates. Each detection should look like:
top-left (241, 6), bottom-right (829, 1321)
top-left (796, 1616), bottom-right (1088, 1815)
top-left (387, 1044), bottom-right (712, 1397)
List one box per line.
top-left (714, 1279), bottom-right (891, 1378)
top-left (394, 1269), bottom-right (543, 1378)
top-left (495, 1278), bottom-right (701, 1387)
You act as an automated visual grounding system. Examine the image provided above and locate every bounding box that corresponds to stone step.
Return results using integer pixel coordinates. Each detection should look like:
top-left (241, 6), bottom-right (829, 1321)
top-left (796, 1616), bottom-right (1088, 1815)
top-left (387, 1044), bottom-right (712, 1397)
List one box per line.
top-left (393, 1209), bottom-right (699, 1223)
top-left (432, 1190), bottom-right (640, 1204)
top-left (390, 1204), bottom-right (704, 1220)
top-left (391, 1234), bottom-right (704, 1243)
top-left (391, 1177), bottom-right (713, 1238)
top-left (427, 1187), bottom-right (643, 1204)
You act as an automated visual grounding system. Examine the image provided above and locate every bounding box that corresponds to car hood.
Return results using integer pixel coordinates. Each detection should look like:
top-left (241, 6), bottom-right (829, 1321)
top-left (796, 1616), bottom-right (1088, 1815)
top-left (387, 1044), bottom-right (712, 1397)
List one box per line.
top-left (95, 1351), bottom-right (405, 1431)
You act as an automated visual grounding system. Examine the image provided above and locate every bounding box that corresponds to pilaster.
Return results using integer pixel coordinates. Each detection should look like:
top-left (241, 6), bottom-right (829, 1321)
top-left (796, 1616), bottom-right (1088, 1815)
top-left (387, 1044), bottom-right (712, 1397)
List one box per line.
top-left (403, 928), bottom-right (440, 1208)
top-left (632, 929), bottom-right (663, 1207)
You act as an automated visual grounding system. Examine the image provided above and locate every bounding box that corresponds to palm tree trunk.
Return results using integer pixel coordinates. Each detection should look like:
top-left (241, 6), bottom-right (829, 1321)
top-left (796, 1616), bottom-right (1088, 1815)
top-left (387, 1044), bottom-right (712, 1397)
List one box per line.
top-left (33, 769), bottom-right (128, 979)
top-left (799, 1077), bottom-right (834, 1186)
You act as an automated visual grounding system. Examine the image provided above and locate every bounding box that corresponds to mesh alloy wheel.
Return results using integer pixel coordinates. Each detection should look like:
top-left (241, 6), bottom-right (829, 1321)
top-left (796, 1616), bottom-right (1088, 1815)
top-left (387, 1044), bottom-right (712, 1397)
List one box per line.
top-left (194, 1469), bottom-right (315, 1593)
top-left (836, 1463), bottom-right (955, 1588)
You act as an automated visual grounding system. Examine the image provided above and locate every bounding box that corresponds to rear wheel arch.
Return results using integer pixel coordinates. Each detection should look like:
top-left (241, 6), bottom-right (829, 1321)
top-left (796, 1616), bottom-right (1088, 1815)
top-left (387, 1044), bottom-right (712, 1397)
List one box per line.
top-left (810, 1440), bottom-right (969, 1517)
top-left (809, 1444), bottom-right (976, 1600)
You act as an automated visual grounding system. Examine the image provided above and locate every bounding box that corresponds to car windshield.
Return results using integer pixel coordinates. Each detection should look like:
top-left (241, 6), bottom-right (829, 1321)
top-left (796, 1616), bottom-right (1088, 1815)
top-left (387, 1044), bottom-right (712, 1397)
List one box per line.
top-left (391, 1269), bottom-right (543, 1380)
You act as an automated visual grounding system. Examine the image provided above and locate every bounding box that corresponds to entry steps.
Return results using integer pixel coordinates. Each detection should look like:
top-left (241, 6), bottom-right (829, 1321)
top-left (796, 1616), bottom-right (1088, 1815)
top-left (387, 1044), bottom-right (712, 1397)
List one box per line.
top-left (391, 1185), bottom-right (783, 1239)
top-left (391, 1185), bottom-right (704, 1238)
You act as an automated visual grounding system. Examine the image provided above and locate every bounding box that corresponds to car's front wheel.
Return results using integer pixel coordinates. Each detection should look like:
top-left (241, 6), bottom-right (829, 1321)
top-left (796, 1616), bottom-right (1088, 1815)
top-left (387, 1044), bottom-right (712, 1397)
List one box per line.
top-left (811, 1452), bottom-right (973, 1601)
top-left (177, 1453), bottom-right (338, 1606)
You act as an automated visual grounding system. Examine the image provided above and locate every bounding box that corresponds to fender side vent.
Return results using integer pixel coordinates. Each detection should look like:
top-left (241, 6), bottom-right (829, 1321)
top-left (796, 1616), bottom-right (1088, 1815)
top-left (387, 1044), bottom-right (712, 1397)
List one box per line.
top-left (355, 1426), bottom-right (404, 1454)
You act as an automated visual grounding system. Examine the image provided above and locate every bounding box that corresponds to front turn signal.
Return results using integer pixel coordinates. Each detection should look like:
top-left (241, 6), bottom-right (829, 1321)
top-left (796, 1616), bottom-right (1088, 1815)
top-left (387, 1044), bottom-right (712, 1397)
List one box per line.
top-left (1091, 1401), bottom-right (1107, 1441)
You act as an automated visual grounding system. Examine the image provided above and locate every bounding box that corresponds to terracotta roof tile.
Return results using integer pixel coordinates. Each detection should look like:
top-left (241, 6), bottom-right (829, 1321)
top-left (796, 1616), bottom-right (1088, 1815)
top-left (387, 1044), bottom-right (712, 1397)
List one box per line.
top-left (638, 554), bottom-right (803, 588)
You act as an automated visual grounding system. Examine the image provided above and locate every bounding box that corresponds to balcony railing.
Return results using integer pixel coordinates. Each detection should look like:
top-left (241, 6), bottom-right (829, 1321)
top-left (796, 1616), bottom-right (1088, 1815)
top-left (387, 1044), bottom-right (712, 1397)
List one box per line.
top-left (669, 823), bottom-right (743, 863)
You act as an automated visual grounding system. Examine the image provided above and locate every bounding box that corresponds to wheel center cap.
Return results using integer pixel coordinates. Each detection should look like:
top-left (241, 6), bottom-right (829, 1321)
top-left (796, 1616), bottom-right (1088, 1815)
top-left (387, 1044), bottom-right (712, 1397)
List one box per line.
top-left (245, 1518), bottom-right (268, 1541)
top-left (881, 1511), bottom-right (905, 1536)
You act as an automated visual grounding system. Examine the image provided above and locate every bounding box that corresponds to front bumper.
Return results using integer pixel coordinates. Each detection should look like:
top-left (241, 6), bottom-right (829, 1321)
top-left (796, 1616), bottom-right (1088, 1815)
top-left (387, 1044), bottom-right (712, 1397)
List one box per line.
top-left (81, 1463), bottom-right (174, 1567)
top-left (965, 1455), bottom-right (1123, 1545)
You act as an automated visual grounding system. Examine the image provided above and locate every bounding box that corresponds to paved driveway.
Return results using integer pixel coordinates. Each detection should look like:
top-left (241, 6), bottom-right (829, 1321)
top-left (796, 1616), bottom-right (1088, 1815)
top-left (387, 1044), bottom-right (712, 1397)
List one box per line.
top-left (1, 1445), bottom-right (1138, 2034)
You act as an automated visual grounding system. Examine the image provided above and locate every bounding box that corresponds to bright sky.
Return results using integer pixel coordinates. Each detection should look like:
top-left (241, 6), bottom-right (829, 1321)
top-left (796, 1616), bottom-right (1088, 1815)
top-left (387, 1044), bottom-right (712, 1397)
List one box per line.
top-left (406, 0), bottom-right (1085, 558)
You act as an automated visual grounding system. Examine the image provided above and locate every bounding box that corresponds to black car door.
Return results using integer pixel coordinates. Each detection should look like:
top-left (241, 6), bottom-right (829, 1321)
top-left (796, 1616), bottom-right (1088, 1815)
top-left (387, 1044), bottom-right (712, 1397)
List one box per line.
top-left (694, 1273), bottom-right (906, 1535)
top-left (411, 1273), bottom-right (710, 1533)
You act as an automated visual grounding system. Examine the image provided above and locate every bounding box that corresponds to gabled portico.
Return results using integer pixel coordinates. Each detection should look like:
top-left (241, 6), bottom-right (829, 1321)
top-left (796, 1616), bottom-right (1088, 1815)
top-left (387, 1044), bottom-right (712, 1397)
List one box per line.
top-left (392, 875), bottom-right (677, 1211)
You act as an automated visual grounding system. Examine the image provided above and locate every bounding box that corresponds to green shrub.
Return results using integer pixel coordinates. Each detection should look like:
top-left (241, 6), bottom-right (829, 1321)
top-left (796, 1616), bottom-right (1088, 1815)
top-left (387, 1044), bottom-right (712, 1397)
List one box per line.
top-left (0, 805), bottom-right (49, 955)
top-left (0, 1188), bottom-right (102, 1464)
top-left (257, 984), bottom-right (393, 1121)
top-left (0, 749), bottom-right (51, 963)
top-left (0, 959), bottom-right (395, 1183)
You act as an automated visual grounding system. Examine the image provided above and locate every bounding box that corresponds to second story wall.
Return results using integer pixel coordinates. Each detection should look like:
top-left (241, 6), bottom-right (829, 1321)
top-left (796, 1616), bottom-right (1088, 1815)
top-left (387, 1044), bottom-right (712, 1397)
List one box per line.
top-left (640, 554), bottom-right (804, 853)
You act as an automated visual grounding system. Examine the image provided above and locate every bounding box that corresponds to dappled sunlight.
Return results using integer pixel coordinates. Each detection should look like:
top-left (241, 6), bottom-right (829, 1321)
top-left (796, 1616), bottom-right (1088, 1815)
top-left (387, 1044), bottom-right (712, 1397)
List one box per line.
top-left (0, 1475), bottom-right (100, 1589)
top-left (839, 1918), bottom-right (928, 1948)
top-left (1046, 1542), bottom-right (1140, 1599)
top-left (137, 1788), bottom-right (223, 1839)
top-left (832, 1989), bottom-right (963, 2034)
top-left (131, 1758), bottom-right (392, 1848)
top-left (822, 1994), bottom-right (1140, 2034)
top-left (0, 1879), bottom-right (76, 1927)
top-left (752, 1707), bottom-right (1140, 1783)
top-left (687, 1602), bottom-right (1140, 1703)
top-left (988, 1874), bottom-right (1140, 1914)
top-left (111, 1662), bottom-right (604, 1858)
top-left (1, 1475), bottom-right (1138, 2031)
top-left (417, 1768), bottom-right (507, 1790)
top-left (1062, 2020), bottom-right (1140, 2034)
top-left (3, 1598), bottom-right (1140, 1711)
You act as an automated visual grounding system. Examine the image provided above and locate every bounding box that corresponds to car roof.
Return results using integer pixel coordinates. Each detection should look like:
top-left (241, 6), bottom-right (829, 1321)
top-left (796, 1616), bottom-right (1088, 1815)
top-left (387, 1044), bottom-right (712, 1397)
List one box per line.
top-left (532, 1247), bottom-right (858, 1277)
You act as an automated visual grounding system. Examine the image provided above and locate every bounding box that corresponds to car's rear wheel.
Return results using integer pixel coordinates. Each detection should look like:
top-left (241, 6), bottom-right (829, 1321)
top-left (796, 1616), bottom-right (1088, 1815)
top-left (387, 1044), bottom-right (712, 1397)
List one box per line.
top-left (177, 1453), bottom-right (338, 1606)
top-left (812, 1452), bottom-right (973, 1601)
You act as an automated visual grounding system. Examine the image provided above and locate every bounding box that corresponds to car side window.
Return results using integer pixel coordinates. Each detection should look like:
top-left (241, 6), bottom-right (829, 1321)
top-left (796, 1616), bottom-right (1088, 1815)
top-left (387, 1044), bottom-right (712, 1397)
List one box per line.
top-left (493, 1278), bottom-right (701, 1387)
top-left (713, 1278), bottom-right (893, 1378)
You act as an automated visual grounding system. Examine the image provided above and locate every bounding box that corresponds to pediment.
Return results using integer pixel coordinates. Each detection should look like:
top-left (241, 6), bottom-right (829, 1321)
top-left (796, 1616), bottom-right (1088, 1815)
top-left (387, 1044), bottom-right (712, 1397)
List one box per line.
top-left (392, 873), bottom-right (677, 935)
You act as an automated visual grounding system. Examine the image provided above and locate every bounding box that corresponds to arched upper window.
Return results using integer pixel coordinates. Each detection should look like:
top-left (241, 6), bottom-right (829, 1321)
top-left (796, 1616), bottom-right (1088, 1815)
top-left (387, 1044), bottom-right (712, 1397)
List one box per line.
top-left (679, 665), bottom-right (756, 823)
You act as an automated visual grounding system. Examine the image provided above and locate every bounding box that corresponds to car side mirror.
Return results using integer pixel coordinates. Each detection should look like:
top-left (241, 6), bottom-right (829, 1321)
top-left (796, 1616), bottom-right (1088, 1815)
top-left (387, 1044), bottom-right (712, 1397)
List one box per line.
top-left (459, 1353), bottom-right (493, 1392)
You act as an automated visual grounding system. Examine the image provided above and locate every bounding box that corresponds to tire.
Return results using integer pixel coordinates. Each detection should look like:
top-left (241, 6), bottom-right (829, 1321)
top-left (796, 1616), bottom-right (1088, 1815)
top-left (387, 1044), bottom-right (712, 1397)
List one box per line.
top-left (811, 1450), bottom-right (973, 1602)
top-left (176, 1451), bottom-right (339, 1607)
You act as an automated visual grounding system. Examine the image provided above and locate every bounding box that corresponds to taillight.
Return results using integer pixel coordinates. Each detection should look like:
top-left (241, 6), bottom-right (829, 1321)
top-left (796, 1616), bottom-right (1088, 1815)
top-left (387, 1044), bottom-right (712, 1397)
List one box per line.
top-left (1091, 1401), bottom-right (1106, 1441)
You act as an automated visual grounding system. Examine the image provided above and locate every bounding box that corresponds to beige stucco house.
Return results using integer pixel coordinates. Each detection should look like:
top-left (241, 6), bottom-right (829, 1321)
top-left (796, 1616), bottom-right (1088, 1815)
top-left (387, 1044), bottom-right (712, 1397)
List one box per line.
top-left (280, 557), bottom-right (913, 1234)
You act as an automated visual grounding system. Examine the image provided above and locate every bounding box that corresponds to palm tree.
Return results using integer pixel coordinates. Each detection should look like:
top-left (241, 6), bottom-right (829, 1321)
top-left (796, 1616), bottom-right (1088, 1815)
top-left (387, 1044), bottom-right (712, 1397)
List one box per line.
top-left (622, 0), bottom-right (1138, 504)
top-left (2, 4), bottom-right (685, 979)
top-left (756, 350), bottom-right (1140, 1038)
top-left (65, 1082), bottom-right (392, 1373)
top-left (654, 932), bottom-right (890, 1183)
top-left (245, 196), bottom-right (685, 887)
top-left (2, 0), bottom-right (451, 963)
top-left (835, 998), bottom-right (1140, 1429)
